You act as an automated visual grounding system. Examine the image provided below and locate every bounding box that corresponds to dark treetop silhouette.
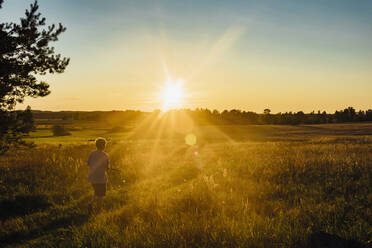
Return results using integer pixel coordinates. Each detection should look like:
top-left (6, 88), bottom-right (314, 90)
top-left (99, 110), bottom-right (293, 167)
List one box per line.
top-left (0, 0), bottom-right (69, 153)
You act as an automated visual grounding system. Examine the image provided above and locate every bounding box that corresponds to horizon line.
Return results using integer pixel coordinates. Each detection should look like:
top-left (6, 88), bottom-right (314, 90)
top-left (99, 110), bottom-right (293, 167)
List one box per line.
top-left (25, 106), bottom-right (372, 115)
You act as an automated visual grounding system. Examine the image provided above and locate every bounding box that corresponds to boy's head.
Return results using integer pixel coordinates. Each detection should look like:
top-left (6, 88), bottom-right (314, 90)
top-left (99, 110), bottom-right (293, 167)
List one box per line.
top-left (95, 137), bottom-right (107, 151)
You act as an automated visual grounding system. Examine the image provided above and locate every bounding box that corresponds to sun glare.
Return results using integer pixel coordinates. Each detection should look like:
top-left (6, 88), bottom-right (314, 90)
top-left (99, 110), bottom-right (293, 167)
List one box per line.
top-left (161, 79), bottom-right (184, 111)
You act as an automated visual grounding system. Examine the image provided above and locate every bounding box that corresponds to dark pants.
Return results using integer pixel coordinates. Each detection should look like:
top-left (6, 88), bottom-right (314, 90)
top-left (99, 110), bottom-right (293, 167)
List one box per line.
top-left (92, 183), bottom-right (106, 197)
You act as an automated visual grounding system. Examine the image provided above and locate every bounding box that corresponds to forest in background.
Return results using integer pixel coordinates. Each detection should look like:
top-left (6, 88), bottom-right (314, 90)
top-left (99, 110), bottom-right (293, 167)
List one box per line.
top-left (30, 106), bottom-right (372, 126)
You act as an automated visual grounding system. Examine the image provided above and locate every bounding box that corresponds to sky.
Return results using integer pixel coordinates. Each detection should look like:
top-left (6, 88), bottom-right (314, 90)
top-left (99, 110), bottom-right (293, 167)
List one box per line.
top-left (2, 0), bottom-right (372, 113)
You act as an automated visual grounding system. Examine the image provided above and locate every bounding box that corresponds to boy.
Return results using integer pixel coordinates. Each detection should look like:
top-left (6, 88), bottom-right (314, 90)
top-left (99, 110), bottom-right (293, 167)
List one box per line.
top-left (87, 137), bottom-right (110, 212)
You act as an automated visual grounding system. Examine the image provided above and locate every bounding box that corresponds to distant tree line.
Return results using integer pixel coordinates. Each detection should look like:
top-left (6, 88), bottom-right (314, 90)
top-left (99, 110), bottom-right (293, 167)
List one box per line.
top-left (184, 107), bottom-right (372, 125)
top-left (32, 107), bottom-right (372, 126)
top-left (32, 110), bottom-right (145, 123)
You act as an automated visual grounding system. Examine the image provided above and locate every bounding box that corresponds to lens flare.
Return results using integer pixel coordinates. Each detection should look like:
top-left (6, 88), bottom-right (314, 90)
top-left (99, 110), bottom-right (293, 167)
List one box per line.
top-left (185, 133), bottom-right (197, 146)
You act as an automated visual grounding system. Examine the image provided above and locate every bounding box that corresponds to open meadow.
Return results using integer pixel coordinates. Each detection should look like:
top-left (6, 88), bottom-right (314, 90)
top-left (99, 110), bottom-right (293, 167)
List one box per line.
top-left (2, 0), bottom-right (372, 247)
top-left (1, 122), bottom-right (371, 247)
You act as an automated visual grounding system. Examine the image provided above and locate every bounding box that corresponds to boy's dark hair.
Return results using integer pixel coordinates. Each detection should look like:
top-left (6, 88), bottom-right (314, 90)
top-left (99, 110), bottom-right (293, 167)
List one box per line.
top-left (95, 137), bottom-right (107, 150)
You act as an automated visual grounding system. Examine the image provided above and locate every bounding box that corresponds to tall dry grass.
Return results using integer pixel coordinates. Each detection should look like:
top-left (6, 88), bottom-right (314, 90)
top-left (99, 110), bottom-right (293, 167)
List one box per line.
top-left (0, 137), bottom-right (371, 247)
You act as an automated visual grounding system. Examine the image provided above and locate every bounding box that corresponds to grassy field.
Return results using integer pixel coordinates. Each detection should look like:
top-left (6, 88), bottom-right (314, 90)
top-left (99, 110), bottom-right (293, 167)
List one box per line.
top-left (1, 123), bottom-right (372, 247)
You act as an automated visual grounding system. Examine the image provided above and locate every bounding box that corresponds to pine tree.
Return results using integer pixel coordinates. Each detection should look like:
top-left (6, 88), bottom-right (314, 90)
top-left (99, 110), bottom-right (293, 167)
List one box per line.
top-left (0, 0), bottom-right (69, 153)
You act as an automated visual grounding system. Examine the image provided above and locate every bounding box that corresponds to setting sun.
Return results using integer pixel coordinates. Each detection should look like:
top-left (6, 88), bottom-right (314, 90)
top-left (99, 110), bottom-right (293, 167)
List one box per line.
top-left (161, 79), bottom-right (184, 111)
top-left (1, 1), bottom-right (371, 247)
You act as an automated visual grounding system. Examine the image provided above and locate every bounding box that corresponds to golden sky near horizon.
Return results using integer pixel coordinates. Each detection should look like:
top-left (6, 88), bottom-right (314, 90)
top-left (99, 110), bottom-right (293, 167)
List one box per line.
top-left (2, 0), bottom-right (371, 113)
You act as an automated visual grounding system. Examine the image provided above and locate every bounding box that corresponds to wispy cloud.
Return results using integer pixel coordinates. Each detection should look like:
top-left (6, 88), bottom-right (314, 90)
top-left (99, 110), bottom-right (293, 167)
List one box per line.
top-left (188, 25), bottom-right (246, 80)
